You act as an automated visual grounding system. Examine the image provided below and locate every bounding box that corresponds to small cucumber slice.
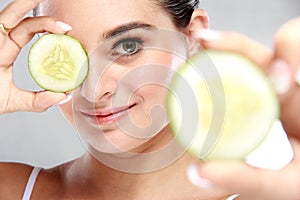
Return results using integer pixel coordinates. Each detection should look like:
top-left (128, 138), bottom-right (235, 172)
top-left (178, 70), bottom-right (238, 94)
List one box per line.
top-left (167, 50), bottom-right (279, 160)
top-left (28, 34), bottom-right (89, 92)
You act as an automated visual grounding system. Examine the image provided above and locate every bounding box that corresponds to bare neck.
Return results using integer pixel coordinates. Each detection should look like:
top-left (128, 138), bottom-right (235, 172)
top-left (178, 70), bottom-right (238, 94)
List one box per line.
top-left (62, 151), bottom-right (200, 199)
top-left (55, 128), bottom-right (230, 199)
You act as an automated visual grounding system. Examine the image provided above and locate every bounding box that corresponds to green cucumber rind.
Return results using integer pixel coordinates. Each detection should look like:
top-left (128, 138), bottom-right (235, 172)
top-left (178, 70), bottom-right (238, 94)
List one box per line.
top-left (28, 34), bottom-right (89, 93)
top-left (214, 51), bottom-right (279, 160)
top-left (167, 50), bottom-right (280, 160)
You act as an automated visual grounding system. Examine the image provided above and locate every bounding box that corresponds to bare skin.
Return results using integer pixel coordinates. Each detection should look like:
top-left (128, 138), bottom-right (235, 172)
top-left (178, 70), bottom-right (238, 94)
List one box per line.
top-left (1, 0), bottom-right (300, 199)
top-left (0, 0), bottom-right (231, 199)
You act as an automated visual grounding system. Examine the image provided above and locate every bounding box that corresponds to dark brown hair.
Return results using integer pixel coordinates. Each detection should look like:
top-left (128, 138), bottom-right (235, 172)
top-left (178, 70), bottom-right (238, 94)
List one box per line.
top-left (153, 0), bottom-right (200, 29)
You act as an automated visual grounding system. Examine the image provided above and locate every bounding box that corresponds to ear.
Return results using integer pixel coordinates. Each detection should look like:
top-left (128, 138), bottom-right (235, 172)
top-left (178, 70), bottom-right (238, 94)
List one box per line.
top-left (186, 9), bottom-right (210, 37)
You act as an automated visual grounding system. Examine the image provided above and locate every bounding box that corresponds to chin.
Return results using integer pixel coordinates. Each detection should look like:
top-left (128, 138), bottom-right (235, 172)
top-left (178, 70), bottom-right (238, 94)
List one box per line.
top-left (77, 125), bottom-right (152, 154)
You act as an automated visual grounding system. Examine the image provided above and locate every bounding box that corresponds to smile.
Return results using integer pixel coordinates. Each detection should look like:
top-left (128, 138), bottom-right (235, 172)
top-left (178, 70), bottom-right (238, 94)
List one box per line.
top-left (80, 104), bottom-right (136, 126)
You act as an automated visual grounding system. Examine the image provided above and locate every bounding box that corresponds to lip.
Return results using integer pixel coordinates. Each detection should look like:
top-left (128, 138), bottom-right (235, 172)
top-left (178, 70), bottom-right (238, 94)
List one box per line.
top-left (80, 104), bottom-right (136, 126)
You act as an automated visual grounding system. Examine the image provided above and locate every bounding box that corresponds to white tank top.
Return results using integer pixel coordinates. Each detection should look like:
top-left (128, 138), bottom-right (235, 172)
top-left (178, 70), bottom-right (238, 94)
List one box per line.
top-left (22, 167), bottom-right (42, 200)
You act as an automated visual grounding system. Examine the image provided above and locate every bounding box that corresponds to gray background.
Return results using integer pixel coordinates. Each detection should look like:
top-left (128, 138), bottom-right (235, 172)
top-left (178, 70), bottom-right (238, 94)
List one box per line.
top-left (0, 0), bottom-right (299, 168)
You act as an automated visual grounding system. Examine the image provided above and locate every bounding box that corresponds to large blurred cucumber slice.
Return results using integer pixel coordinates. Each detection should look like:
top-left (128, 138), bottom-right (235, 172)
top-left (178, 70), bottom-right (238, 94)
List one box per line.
top-left (167, 50), bottom-right (279, 160)
top-left (28, 34), bottom-right (89, 92)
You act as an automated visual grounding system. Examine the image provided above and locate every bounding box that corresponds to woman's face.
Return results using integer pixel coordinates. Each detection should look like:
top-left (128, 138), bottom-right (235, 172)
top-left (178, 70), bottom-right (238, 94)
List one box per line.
top-left (44, 0), bottom-right (190, 153)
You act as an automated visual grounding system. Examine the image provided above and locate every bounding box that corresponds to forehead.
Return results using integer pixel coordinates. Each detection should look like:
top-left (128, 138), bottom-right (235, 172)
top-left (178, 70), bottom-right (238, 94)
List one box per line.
top-left (39, 0), bottom-right (172, 28)
top-left (38, 0), bottom-right (176, 50)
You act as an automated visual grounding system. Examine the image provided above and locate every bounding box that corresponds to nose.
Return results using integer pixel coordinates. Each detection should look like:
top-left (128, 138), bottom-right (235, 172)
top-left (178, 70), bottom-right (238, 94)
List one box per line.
top-left (80, 73), bottom-right (116, 103)
top-left (80, 62), bottom-right (120, 103)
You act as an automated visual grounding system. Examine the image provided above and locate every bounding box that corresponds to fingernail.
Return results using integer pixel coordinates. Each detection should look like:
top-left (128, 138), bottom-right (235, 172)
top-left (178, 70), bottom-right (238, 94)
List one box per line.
top-left (192, 29), bottom-right (221, 41)
top-left (56, 21), bottom-right (72, 32)
top-left (187, 165), bottom-right (215, 190)
top-left (56, 93), bottom-right (72, 105)
top-left (269, 60), bottom-right (291, 95)
top-left (227, 194), bottom-right (241, 200)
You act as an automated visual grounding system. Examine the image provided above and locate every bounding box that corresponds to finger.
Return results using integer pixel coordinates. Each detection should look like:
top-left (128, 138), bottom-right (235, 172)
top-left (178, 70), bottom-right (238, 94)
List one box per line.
top-left (9, 89), bottom-right (68, 113)
top-left (192, 29), bottom-right (273, 72)
top-left (9, 16), bottom-right (72, 48)
top-left (0, 0), bottom-right (44, 29)
top-left (198, 161), bottom-right (298, 200)
top-left (271, 18), bottom-right (300, 138)
top-left (0, 17), bottom-right (71, 68)
top-left (273, 17), bottom-right (300, 75)
top-left (289, 138), bottom-right (300, 162)
top-left (279, 88), bottom-right (300, 139)
top-left (269, 17), bottom-right (300, 94)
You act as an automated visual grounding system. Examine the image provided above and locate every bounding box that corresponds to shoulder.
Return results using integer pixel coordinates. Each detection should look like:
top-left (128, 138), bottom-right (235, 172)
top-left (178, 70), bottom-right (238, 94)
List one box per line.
top-left (0, 162), bottom-right (34, 199)
top-left (0, 162), bottom-right (66, 199)
top-left (0, 159), bottom-right (79, 199)
top-left (28, 160), bottom-right (78, 199)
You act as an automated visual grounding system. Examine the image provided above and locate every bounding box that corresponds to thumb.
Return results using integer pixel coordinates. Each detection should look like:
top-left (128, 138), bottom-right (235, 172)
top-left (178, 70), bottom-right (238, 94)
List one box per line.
top-left (194, 159), bottom-right (297, 200)
top-left (13, 90), bottom-right (70, 112)
top-left (199, 161), bottom-right (264, 194)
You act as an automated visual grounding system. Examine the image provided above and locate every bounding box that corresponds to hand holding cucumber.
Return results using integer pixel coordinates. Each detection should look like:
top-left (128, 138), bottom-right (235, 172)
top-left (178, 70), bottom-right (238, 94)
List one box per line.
top-left (188, 17), bottom-right (300, 200)
top-left (0, 0), bottom-right (72, 114)
top-left (194, 18), bottom-right (300, 141)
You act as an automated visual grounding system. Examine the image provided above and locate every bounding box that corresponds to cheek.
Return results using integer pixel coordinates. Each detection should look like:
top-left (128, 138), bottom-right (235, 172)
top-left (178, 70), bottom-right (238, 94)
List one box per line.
top-left (134, 85), bottom-right (168, 118)
top-left (125, 51), bottom-right (185, 107)
top-left (130, 85), bottom-right (169, 131)
top-left (137, 85), bottom-right (167, 101)
top-left (132, 51), bottom-right (185, 101)
top-left (59, 101), bottom-right (75, 125)
top-left (146, 50), bottom-right (185, 69)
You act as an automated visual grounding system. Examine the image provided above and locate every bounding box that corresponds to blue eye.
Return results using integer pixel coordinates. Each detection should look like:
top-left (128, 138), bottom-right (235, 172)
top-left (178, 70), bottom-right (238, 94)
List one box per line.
top-left (112, 38), bottom-right (143, 57)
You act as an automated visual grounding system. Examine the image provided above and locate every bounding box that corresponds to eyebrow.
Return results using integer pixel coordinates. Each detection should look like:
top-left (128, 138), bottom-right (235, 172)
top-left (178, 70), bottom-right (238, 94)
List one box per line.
top-left (102, 22), bottom-right (155, 40)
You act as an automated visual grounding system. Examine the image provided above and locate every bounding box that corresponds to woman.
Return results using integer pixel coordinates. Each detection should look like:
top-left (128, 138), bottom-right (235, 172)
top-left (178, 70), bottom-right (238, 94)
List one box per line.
top-left (0, 0), bottom-right (299, 199)
top-left (0, 0), bottom-right (235, 199)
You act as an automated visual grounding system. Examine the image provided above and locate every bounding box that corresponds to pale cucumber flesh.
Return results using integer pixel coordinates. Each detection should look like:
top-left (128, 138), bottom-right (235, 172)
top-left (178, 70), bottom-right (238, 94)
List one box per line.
top-left (167, 50), bottom-right (279, 160)
top-left (28, 34), bottom-right (89, 92)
